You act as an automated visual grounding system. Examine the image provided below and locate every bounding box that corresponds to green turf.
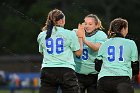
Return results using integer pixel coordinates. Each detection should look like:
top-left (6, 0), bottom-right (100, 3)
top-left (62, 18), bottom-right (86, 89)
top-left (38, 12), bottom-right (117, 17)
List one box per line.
top-left (135, 89), bottom-right (140, 93)
top-left (0, 89), bottom-right (39, 93)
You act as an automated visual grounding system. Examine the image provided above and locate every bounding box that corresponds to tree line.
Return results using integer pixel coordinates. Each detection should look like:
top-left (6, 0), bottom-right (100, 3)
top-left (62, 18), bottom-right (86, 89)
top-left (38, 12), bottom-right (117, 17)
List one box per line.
top-left (0, 0), bottom-right (140, 55)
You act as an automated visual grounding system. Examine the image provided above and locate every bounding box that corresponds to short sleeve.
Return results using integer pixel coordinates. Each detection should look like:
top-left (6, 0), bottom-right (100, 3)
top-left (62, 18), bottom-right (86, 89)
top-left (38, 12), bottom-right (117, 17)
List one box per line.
top-left (72, 29), bottom-right (78, 32)
top-left (131, 41), bottom-right (138, 62)
top-left (95, 31), bottom-right (107, 44)
top-left (70, 31), bottom-right (80, 51)
top-left (37, 32), bottom-right (44, 53)
top-left (96, 43), bottom-right (105, 60)
top-left (38, 44), bottom-right (43, 53)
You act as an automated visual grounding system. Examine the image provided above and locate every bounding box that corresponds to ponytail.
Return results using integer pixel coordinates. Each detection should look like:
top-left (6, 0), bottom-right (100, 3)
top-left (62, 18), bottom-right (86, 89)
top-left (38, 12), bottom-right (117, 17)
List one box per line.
top-left (108, 18), bottom-right (128, 38)
top-left (46, 20), bottom-right (54, 39)
top-left (41, 9), bottom-right (64, 40)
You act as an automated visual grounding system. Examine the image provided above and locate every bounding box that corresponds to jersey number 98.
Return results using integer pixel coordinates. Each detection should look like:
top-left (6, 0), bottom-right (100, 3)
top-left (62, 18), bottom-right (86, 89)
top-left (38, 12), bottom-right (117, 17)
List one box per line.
top-left (46, 38), bottom-right (64, 54)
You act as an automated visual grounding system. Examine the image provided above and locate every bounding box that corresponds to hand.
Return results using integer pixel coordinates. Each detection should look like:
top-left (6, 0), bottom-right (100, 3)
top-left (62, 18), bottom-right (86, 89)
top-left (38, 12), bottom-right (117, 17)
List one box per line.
top-left (77, 23), bottom-right (85, 38)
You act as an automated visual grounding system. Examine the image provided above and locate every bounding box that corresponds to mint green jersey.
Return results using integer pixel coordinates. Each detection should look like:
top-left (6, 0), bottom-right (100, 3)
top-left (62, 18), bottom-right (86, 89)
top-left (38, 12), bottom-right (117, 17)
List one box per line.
top-left (37, 26), bottom-right (80, 70)
top-left (74, 30), bottom-right (107, 75)
top-left (97, 37), bottom-right (138, 79)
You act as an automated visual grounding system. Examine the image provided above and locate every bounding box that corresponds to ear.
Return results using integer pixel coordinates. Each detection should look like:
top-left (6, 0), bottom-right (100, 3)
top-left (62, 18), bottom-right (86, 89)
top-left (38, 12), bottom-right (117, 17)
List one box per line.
top-left (121, 28), bottom-right (125, 37)
top-left (56, 19), bottom-right (62, 25)
top-left (59, 19), bottom-right (63, 24)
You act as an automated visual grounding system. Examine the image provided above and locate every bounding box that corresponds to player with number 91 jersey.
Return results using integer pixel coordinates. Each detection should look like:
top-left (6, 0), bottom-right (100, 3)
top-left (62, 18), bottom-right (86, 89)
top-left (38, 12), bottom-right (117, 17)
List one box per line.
top-left (97, 37), bottom-right (138, 80)
top-left (37, 27), bottom-right (80, 70)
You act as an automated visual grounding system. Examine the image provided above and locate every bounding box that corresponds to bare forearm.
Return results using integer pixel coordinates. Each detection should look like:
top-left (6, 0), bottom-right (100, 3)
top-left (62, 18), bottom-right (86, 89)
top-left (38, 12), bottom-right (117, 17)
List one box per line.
top-left (74, 38), bottom-right (83, 56)
top-left (83, 39), bottom-right (100, 51)
top-left (79, 37), bottom-right (83, 52)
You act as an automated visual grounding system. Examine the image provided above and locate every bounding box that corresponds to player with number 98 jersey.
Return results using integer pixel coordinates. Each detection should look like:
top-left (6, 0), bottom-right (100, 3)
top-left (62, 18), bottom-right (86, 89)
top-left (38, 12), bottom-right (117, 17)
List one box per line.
top-left (38, 27), bottom-right (81, 70)
top-left (37, 9), bottom-right (85, 93)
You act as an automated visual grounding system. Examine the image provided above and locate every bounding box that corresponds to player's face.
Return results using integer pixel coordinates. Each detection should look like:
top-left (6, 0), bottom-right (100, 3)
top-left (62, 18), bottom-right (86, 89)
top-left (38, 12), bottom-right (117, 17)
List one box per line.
top-left (58, 16), bottom-right (65, 27)
top-left (121, 27), bottom-right (128, 37)
top-left (124, 27), bottom-right (128, 37)
top-left (84, 17), bottom-right (97, 33)
top-left (61, 16), bottom-right (65, 27)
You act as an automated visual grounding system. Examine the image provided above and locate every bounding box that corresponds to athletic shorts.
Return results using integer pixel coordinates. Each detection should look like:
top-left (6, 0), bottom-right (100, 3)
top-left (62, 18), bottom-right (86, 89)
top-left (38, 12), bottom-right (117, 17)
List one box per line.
top-left (39, 67), bottom-right (80, 93)
top-left (76, 73), bottom-right (98, 93)
top-left (97, 76), bottom-right (134, 93)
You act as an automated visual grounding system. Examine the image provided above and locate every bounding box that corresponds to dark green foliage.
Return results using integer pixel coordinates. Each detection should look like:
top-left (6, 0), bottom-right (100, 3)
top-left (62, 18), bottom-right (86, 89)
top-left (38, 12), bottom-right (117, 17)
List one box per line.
top-left (0, 0), bottom-right (140, 54)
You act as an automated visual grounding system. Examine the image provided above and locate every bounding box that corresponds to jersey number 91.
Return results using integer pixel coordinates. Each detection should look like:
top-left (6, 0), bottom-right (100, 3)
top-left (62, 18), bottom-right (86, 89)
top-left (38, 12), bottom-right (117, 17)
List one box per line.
top-left (108, 45), bottom-right (124, 62)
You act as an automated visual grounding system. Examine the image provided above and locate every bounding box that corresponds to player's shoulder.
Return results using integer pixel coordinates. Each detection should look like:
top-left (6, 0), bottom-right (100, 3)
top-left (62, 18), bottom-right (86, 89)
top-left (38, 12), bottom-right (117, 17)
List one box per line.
top-left (109, 37), bottom-right (136, 45)
top-left (94, 30), bottom-right (107, 39)
top-left (63, 28), bottom-right (76, 36)
top-left (37, 31), bottom-right (46, 41)
top-left (57, 27), bottom-right (73, 33)
top-left (124, 38), bottom-right (136, 44)
top-left (96, 30), bottom-right (106, 34)
top-left (56, 27), bottom-right (77, 39)
top-left (72, 29), bottom-right (78, 32)
top-left (95, 30), bottom-right (107, 37)
top-left (38, 31), bottom-right (46, 36)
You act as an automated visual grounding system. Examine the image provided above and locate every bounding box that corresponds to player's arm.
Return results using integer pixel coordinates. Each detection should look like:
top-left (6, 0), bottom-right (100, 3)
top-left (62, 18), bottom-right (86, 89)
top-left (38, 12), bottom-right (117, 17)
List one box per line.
top-left (131, 41), bottom-right (139, 76)
top-left (74, 24), bottom-right (85, 56)
top-left (83, 31), bottom-right (107, 52)
top-left (83, 40), bottom-right (101, 51)
top-left (71, 24), bottom-right (85, 56)
top-left (37, 33), bottom-right (44, 55)
top-left (94, 58), bottom-right (103, 72)
top-left (40, 52), bottom-right (43, 55)
top-left (74, 38), bottom-right (83, 56)
top-left (94, 43), bottom-right (105, 72)
top-left (131, 61), bottom-right (139, 76)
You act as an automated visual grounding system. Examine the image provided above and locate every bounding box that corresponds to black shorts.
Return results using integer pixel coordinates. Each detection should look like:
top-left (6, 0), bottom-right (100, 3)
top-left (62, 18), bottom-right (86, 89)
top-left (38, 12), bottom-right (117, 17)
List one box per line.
top-left (97, 76), bottom-right (134, 93)
top-left (39, 67), bottom-right (80, 93)
top-left (76, 73), bottom-right (98, 93)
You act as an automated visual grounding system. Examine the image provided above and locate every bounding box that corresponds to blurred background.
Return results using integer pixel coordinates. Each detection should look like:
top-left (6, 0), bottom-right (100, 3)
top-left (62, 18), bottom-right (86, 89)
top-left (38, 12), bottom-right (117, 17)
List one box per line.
top-left (0, 0), bottom-right (140, 93)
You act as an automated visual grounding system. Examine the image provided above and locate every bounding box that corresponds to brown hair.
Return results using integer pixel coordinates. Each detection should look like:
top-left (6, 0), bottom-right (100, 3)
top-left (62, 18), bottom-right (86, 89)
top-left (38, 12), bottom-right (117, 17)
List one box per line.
top-left (42, 9), bottom-right (65, 39)
top-left (85, 14), bottom-right (104, 30)
top-left (108, 18), bottom-right (128, 38)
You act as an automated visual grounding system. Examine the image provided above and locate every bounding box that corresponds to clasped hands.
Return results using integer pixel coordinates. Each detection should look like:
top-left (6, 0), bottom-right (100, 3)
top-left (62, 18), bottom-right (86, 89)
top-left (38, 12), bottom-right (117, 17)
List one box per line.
top-left (76, 23), bottom-right (85, 40)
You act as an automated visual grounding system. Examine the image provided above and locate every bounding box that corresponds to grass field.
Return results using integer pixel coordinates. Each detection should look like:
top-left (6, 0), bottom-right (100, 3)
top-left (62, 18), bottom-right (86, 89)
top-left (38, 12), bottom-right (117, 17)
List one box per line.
top-left (0, 89), bottom-right (140, 93)
top-left (0, 89), bottom-right (39, 93)
top-left (135, 89), bottom-right (140, 93)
